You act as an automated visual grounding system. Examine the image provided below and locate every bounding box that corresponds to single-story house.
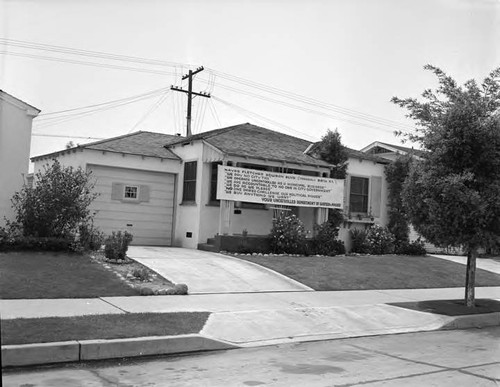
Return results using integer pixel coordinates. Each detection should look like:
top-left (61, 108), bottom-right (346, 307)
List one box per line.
top-left (32, 123), bottom-right (390, 251)
top-left (0, 90), bottom-right (40, 228)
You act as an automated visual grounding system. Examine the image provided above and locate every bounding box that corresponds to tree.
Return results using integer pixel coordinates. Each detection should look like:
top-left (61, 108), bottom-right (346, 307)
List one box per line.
top-left (316, 129), bottom-right (348, 179)
top-left (392, 65), bottom-right (500, 307)
top-left (10, 159), bottom-right (98, 238)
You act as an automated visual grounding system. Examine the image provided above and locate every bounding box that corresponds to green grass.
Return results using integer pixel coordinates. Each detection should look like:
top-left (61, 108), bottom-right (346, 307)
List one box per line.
top-left (389, 299), bottom-right (500, 316)
top-left (0, 251), bottom-right (139, 299)
top-left (0, 312), bottom-right (210, 345)
top-left (237, 255), bottom-right (500, 291)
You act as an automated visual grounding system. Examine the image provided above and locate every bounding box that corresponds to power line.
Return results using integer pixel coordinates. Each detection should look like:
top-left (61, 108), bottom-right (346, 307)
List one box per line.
top-left (128, 91), bottom-right (170, 133)
top-left (206, 68), bottom-right (414, 130)
top-left (0, 51), bottom-right (176, 76)
top-left (0, 37), bottom-right (191, 69)
top-left (207, 81), bottom-right (400, 135)
top-left (34, 89), bottom-right (170, 130)
top-left (32, 133), bottom-right (105, 140)
top-left (213, 96), bottom-right (317, 141)
top-left (37, 86), bottom-right (171, 118)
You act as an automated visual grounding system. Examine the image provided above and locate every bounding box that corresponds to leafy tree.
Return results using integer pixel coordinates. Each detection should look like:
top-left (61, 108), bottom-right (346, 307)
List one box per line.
top-left (316, 129), bottom-right (348, 179)
top-left (10, 159), bottom-right (98, 239)
top-left (392, 65), bottom-right (500, 307)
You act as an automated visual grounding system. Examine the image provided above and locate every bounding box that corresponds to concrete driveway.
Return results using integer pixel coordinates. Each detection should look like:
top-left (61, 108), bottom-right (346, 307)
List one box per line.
top-left (127, 246), bottom-right (313, 294)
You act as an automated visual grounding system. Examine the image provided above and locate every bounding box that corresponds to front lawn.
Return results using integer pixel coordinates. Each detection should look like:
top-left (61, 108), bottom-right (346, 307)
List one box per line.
top-left (0, 251), bottom-right (139, 299)
top-left (1, 312), bottom-right (210, 345)
top-left (237, 255), bottom-right (500, 291)
top-left (389, 299), bottom-right (500, 316)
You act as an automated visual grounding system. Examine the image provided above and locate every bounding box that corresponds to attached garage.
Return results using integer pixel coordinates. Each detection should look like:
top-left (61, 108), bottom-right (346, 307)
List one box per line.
top-left (88, 164), bottom-right (176, 246)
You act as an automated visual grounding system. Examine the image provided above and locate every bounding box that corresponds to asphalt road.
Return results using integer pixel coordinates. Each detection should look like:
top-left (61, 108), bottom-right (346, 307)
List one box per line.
top-left (4, 327), bottom-right (500, 386)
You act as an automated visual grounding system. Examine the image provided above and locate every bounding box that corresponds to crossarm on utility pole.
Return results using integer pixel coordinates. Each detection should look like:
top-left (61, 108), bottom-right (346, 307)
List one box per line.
top-left (171, 66), bottom-right (210, 136)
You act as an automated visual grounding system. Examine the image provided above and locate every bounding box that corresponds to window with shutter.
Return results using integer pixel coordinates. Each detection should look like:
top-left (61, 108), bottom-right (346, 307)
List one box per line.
top-left (182, 161), bottom-right (197, 202)
top-left (349, 176), bottom-right (369, 213)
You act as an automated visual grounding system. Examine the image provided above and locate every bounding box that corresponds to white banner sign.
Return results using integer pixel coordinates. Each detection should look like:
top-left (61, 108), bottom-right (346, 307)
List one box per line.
top-left (217, 165), bottom-right (344, 209)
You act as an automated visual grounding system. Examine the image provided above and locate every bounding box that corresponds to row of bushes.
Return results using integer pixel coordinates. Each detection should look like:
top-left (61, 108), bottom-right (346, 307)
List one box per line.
top-left (350, 224), bottom-right (426, 255)
top-left (267, 213), bottom-right (426, 256)
top-left (269, 213), bottom-right (345, 256)
top-left (0, 223), bottom-right (134, 260)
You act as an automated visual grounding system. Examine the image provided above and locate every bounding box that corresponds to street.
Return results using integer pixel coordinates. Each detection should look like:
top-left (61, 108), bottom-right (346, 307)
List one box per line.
top-left (3, 327), bottom-right (500, 386)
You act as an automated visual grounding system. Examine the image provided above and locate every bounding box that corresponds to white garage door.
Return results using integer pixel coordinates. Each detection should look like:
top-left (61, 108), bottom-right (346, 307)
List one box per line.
top-left (88, 164), bottom-right (175, 246)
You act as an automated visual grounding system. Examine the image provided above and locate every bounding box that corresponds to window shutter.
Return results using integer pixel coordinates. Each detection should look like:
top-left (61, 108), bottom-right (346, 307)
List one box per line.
top-left (139, 185), bottom-right (150, 202)
top-left (343, 175), bottom-right (350, 213)
top-left (370, 176), bottom-right (382, 218)
top-left (111, 183), bottom-right (124, 200)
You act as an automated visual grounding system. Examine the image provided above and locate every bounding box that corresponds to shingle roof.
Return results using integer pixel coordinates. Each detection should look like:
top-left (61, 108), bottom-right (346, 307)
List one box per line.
top-left (32, 131), bottom-right (182, 161)
top-left (168, 123), bottom-right (332, 167)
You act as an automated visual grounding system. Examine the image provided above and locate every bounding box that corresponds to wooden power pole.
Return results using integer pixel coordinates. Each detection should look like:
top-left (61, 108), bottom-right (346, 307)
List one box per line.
top-left (171, 66), bottom-right (211, 137)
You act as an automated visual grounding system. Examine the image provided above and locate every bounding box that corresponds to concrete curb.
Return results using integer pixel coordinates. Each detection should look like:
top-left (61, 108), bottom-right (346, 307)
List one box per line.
top-left (2, 312), bottom-right (499, 368)
top-left (1, 334), bottom-right (238, 368)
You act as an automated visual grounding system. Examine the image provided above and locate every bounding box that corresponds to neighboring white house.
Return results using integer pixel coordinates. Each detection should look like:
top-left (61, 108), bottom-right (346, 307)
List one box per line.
top-left (0, 90), bottom-right (40, 228)
top-left (32, 123), bottom-right (390, 250)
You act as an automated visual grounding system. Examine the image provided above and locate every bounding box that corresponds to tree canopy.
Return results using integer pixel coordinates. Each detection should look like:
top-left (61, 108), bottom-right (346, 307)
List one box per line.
top-left (316, 129), bottom-right (348, 179)
top-left (392, 65), bottom-right (500, 306)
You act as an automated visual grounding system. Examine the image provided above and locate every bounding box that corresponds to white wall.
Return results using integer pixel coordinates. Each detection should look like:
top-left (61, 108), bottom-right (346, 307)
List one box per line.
top-left (168, 141), bottom-right (205, 248)
top-left (0, 98), bottom-right (37, 227)
top-left (339, 156), bottom-right (389, 251)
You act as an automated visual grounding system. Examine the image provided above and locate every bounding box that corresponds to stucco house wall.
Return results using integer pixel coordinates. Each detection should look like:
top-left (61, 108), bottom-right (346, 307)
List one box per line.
top-left (339, 155), bottom-right (389, 252)
top-left (0, 91), bottom-right (39, 228)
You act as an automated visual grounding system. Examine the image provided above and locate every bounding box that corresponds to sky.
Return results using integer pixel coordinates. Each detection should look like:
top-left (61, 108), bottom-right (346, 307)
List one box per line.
top-left (1, 0), bottom-right (499, 167)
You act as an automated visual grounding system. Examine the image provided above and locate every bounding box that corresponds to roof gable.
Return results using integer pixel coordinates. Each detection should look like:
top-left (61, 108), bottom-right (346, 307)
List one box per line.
top-left (0, 89), bottom-right (40, 116)
top-left (361, 141), bottom-right (425, 158)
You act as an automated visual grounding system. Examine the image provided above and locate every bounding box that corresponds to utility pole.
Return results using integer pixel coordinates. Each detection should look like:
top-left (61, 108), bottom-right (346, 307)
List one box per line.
top-left (171, 66), bottom-right (211, 137)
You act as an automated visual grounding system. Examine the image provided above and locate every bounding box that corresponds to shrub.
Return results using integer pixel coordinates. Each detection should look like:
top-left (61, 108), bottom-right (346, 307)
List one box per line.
top-left (312, 219), bottom-right (345, 256)
top-left (366, 224), bottom-right (395, 254)
top-left (77, 220), bottom-right (105, 251)
top-left (104, 231), bottom-right (133, 261)
top-left (395, 239), bottom-right (427, 255)
top-left (269, 213), bottom-right (306, 254)
top-left (173, 283), bottom-right (188, 295)
top-left (131, 268), bottom-right (151, 281)
top-left (350, 228), bottom-right (370, 254)
top-left (9, 160), bottom-right (98, 239)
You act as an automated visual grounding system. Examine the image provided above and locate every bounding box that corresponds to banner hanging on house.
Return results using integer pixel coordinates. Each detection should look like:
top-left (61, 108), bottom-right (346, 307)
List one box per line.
top-left (217, 165), bottom-right (344, 208)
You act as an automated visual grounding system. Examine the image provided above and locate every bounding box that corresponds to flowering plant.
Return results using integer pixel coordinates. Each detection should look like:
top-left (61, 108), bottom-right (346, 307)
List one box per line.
top-left (269, 213), bottom-right (306, 254)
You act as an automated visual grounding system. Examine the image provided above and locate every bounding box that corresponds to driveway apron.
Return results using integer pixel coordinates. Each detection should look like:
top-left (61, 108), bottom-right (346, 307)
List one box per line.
top-left (127, 246), bottom-right (313, 294)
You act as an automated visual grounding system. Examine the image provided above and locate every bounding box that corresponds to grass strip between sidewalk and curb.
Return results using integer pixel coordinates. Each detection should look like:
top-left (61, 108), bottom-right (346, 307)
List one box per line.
top-left (388, 298), bottom-right (500, 316)
top-left (236, 255), bottom-right (500, 290)
top-left (0, 312), bottom-right (210, 345)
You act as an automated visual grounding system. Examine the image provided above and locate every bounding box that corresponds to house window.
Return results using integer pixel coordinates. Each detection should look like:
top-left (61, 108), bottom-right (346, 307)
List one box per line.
top-left (124, 186), bottom-right (138, 199)
top-left (182, 161), bottom-right (197, 202)
top-left (209, 162), bottom-right (222, 204)
top-left (349, 176), bottom-right (369, 213)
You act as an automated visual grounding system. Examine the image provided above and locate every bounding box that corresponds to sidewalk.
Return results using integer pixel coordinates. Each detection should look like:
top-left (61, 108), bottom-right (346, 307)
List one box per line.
top-left (430, 254), bottom-right (500, 275)
top-left (2, 287), bottom-right (500, 367)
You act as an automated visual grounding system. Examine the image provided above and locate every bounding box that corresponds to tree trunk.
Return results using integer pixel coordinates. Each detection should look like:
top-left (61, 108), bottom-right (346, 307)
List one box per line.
top-left (465, 248), bottom-right (477, 307)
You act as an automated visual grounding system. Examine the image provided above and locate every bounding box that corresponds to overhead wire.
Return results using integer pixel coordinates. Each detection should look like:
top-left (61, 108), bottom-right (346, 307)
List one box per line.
top-left (127, 91), bottom-right (171, 133)
top-left (0, 38), bottom-right (191, 69)
top-left (1, 37), bottom-right (415, 138)
top-left (206, 68), bottom-right (414, 131)
top-left (0, 51), bottom-right (176, 76)
top-left (213, 96), bottom-right (318, 141)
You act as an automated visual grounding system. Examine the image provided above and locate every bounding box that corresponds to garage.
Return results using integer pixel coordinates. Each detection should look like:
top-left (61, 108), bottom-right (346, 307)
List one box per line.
top-left (88, 164), bottom-right (176, 246)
